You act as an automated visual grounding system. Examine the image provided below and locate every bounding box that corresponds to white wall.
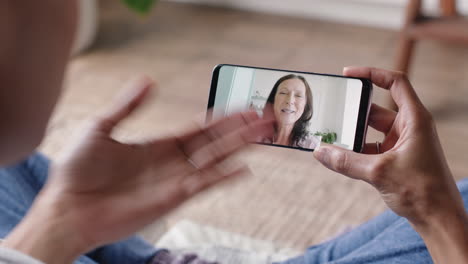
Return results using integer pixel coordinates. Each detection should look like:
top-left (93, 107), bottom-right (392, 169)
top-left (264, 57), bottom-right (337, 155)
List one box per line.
top-left (212, 66), bottom-right (235, 120)
top-left (226, 67), bottom-right (255, 115)
top-left (309, 76), bottom-right (346, 141)
top-left (165, 0), bottom-right (468, 29)
top-left (341, 79), bottom-right (363, 148)
top-left (213, 66), bottom-right (255, 119)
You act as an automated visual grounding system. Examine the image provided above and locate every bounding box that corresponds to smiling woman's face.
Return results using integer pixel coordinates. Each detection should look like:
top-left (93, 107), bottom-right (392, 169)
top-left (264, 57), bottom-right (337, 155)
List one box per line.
top-left (273, 78), bottom-right (307, 127)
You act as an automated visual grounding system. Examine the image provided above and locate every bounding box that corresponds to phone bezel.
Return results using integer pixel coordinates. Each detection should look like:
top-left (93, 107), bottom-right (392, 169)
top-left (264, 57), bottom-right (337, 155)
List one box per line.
top-left (207, 64), bottom-right (373, 153)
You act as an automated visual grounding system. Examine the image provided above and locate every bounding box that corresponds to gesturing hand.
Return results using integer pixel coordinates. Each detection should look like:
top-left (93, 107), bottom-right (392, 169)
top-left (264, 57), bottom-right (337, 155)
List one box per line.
top-left (313, 67), bottom-right (464, 227)
top-left (4, 76), bottom-right (274, 263)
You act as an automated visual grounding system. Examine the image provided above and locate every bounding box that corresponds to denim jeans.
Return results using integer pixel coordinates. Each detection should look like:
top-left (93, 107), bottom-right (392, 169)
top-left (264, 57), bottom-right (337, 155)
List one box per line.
top-left (278, 178), bottom-right (468, 264)
top-left (2, 153), bottom-right (468, 264)
top-left (0, 153), bottom-right (160, 264)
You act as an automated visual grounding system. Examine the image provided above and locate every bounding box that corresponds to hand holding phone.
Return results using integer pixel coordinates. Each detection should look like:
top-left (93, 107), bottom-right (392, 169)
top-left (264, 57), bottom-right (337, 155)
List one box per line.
top-left (314, 66), bottom-right (468, 264)
top-left (207, 64), bottom-right (373, 152)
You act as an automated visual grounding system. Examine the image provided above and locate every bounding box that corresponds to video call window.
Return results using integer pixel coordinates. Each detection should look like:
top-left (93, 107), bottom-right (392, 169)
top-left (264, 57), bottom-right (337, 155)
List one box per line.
top-left (212, 65), bottom-right (363, 150)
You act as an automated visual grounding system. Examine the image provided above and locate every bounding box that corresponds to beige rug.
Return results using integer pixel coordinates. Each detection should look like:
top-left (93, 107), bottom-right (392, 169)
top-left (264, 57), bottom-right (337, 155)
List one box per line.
top-left (156, 219), bottom-right (302, 263)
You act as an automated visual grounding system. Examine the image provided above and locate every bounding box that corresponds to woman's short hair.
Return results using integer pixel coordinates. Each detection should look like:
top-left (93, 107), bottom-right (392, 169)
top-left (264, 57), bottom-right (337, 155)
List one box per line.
top-left (265, 74), bottom-right (313, 147)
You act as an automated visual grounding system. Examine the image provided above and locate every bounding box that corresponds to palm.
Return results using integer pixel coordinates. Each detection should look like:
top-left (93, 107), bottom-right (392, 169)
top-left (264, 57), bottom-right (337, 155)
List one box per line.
top-left (54, 131), bottom-right (184, 195)
top-left (42, 78), bottom-right (274, 249)
top-left (47, 133), bottom-right (185, 245)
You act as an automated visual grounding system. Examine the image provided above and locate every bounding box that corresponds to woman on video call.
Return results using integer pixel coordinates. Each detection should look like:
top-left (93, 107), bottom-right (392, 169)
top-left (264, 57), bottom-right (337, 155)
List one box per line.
top-left (261, 74), bottom-right (321, 149)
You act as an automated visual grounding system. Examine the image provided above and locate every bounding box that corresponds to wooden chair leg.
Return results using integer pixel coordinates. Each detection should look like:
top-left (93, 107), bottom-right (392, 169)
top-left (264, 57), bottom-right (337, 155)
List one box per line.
top-left (387, 34), bottom-right (416, 110)
top-left (388, 0), bottom-right (421, 111)
top-left (395, 34), bottom-right (415, 74)
top-left (440, 0), bottom-right (457, 16)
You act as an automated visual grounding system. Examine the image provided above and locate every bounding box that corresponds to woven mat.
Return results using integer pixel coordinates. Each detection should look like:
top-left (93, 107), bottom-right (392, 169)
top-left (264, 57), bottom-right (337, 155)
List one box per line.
top-left (156, 219), bottom-right (301, 263)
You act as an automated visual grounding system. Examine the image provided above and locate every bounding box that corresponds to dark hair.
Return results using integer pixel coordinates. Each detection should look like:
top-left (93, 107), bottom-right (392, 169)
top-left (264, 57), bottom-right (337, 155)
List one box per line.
top-left (265, 74), bottom-right (313, 147)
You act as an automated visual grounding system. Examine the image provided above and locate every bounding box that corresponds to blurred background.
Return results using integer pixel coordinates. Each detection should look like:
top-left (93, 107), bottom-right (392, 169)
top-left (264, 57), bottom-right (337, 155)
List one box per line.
top-left (40, 0), bottom-right (468, 258)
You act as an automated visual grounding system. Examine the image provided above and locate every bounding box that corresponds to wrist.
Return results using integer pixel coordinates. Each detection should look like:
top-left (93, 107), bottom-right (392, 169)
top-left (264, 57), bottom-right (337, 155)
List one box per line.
top-left (3, 190), bottom-right (87, 264)
top-left (413, 207), bottom-right (468, 236)
top-left (412, 207), bottom-right (468, 263)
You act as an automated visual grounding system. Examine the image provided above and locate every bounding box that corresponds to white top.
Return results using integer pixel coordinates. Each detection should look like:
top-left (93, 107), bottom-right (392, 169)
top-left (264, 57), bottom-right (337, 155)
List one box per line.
top-left (0, 240), bottom-right (44, 264)
top-left (260, 134), bottom-right (322, 149)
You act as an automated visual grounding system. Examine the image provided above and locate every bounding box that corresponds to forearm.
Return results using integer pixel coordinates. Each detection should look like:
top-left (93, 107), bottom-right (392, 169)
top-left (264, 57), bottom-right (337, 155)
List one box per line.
top-left (3, 192), bottom-right (87, 264)
top-left (414, 209), bottom-right (468, 263)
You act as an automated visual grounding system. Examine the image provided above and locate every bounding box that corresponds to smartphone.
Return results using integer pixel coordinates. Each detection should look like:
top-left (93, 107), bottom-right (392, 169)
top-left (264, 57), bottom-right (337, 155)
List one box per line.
top-left (207, 64), bottom-right (373, 152)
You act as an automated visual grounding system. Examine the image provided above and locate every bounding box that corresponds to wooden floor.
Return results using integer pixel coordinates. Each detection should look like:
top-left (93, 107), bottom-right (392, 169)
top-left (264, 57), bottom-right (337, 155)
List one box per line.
top-left (39, 2), bottom-right (468, 251)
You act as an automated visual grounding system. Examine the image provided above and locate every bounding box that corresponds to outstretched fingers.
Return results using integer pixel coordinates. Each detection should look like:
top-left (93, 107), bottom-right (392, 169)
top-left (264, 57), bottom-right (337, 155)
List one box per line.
top-left (95, 76), bottom-right (155, 134)
top-left (178, 111), bottom-right (274, 157)
top-left (186, 117), bottom-right (275, 171)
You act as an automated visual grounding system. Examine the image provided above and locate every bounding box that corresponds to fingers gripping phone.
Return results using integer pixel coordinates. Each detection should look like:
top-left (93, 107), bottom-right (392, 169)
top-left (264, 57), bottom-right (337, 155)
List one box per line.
top-left (207, 64), bottom-right (373, 152)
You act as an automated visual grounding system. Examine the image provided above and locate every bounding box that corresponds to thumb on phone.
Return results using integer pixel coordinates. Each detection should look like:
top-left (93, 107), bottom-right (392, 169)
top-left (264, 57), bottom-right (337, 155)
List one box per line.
top-left (313, 143), bottom-right (377, 183)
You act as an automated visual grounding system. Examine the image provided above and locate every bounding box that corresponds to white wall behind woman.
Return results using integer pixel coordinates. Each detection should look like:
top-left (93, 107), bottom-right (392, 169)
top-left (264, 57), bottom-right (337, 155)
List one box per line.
top-left (226, 67), bottom-right (255, 115)
top-left (340, 79), bottom-right (363, 148)
top-left (213, 66), bottom-right (255, 119)
top-left (309, 77), bottom-right (347, 141)
top-left (164, 0), bottom-right (468, 29)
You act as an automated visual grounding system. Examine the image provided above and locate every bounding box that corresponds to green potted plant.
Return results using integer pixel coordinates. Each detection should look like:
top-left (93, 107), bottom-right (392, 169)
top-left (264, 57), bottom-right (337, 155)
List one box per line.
top-left (313, 131), bottom-right (337, 144)
top-left (122, 0), bottom-right (158, 14)
top-left (74, 0), bottom-right (158, 55)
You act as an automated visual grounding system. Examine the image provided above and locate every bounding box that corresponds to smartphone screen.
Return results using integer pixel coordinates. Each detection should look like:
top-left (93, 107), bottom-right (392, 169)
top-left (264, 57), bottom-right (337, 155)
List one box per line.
top-left (207, 64), bottom-right (372, 152)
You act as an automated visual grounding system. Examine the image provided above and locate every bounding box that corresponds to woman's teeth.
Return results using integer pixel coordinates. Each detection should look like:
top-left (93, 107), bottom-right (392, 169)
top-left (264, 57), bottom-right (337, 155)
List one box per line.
top-left (281, 109), bottom-right (295, 113)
